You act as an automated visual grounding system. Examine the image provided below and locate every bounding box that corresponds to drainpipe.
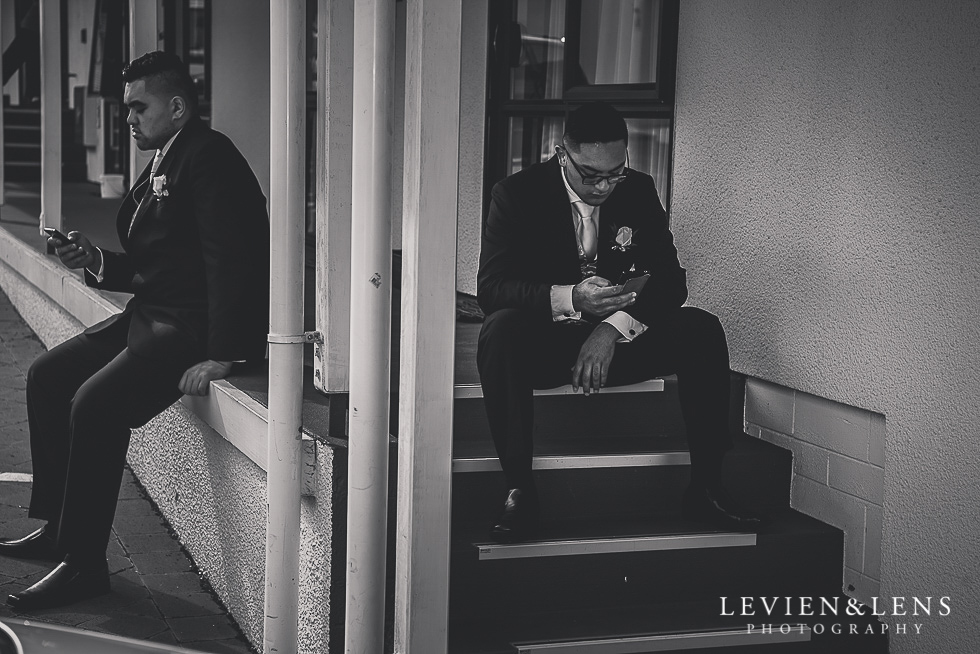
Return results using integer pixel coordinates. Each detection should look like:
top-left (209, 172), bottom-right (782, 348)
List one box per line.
top-left (264, 2), bottom-right (305, 654)
top-left (38, 0), bottom-right (60, 233)
top-left (345, 0), bottom-right (395, 650)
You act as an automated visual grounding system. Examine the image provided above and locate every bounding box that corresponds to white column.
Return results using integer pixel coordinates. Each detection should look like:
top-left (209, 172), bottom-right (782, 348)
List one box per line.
top-left (128, 0), bottom-right (157, 185)
top-left (39, 0), bottom-right (61, 232)
top-left (345, 0), bottom-right (395, 650)
top-left (263, 2), bottom-right (306, 654)
top-left (394, 0), bottom-right (462, 652)
top-left (313, 0), bottom-right (354, 393)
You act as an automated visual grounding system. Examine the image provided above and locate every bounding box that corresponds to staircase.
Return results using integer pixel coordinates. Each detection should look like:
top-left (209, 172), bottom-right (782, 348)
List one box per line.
top-left (2, 99), bottom-right (89, 183)
top-left (445, 371), bottom-right (889, 653)
top-left (3, 101), bottom-right (41, 182)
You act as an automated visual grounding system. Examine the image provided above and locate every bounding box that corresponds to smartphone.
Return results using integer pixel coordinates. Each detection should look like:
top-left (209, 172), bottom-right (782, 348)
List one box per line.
top-left (621, 273), bottom-right (651, 296)
top-left (42, 227), bottom-right (70, 243)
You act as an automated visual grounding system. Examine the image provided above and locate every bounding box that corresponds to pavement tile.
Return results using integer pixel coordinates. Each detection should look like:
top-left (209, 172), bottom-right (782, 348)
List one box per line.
top-left (118, 532), bottom-right (184, 555)
top-left (76, 613), bottom-right (172, 640)
top-left (131, 550), bottom-right (195, 575)
top-left (0, 556), bottom-right (50, 580)
top-left (150, 590), bottom-right (225, 619)
top-left (184, 636), bottom-right (258, 654)
top-left (107, 552), bottom-right (135, 574)
top-left (141, 571), bottom-right (209, 595)
top-left (112, 514), bottom-right (171, 536)
top-left (168, 615), bottom-right (240, 643)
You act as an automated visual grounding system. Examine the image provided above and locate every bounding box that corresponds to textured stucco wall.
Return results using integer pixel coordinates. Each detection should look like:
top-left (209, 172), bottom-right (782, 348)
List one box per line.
top-left (672, 2), bottom-right (980, 651)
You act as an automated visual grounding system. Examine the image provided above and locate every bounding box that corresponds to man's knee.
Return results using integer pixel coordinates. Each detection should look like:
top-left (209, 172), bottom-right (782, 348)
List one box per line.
top-left (69, 380), bottom-right (124, 432)
top-left (675, 306), bottom-right (725, 338)
top-left (479, 309), bottom-right (532, 354)
top-left (27, 348), bottom-right (64, 396)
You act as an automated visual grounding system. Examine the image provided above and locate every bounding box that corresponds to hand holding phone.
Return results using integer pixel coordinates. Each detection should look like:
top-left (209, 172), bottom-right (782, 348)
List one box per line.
top-left (620, 273), bottom-right (650, 296)
top-left (42, 227), bottom-right (70, 243)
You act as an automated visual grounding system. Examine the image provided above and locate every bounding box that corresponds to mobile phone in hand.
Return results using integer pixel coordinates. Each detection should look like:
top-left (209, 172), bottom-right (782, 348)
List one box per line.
top-left (42, 227), bottom-right (70, 243)
top-left (621, 273), bottom-right (650, 296)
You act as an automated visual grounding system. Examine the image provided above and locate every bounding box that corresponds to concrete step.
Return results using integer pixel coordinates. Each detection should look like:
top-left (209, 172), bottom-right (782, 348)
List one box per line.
top-left (448, 597), bottom-right (888, 653)
top-left (449, 508), bottom-right (843, 621)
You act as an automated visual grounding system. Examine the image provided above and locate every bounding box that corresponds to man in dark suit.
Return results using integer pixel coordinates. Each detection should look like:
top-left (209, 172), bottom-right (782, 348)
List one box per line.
top-left (0, 51), bottom-right (269, 609)
top-left (478, 102), bottom-right (760, 542)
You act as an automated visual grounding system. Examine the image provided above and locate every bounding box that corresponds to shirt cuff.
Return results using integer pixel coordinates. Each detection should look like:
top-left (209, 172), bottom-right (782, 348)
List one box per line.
top-left (550, 285), bottom-right (581, 321)
top-left (603, 311), bottom-right (647, 342)
top-left (85, 247), bottom-right (105, 283)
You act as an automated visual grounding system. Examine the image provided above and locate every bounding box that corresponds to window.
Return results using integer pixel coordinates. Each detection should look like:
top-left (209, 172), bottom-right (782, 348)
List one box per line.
top-left (485, 0), bottom-right (678, 211)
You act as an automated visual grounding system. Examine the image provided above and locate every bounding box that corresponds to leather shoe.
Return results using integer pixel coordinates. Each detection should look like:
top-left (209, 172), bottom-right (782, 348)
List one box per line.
top-left (7, 560), bottom-right (110, 611)
top-left (489, 488), bottom-right (539, 543)
top-left (682, 485), bottom-right (764, 531)
top-left (0, 526), bottom-right (59, 562)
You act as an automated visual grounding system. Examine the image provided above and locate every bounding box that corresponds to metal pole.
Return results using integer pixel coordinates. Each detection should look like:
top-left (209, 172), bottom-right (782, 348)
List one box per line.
top-left (395, 0), bottom-right (462, 648)
top-left (38, 0), bottom-right (61, 233)
top-left (345, 0), bottom-right (394, 650)
top-left (263, 2), bottom-right (305, 654)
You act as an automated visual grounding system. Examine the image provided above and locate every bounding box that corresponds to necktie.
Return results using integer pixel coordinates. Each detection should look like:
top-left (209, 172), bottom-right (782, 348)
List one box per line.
top-left (576, 201), bottom-right (597, 261)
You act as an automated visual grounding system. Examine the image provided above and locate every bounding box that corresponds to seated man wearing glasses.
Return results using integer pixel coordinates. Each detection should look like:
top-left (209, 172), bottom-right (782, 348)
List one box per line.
top-left (476, 102), bottom-right (761, 543)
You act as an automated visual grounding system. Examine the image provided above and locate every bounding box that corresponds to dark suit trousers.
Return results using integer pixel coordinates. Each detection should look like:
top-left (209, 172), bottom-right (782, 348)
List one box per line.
top-left (26, 324), bottom-right (195, 563)
top-left (477, 305), bottom-right (733, 491)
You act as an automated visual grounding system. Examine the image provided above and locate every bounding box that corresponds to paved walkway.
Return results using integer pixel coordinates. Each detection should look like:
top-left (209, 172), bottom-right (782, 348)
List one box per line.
top-left (0, 287), bottom-right (255, 653)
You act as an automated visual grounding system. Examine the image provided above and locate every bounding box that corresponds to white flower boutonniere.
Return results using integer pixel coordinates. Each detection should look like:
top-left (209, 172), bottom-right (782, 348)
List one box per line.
top-left (613, 226), bottom-right (633, 251)
top-left (151, 174), bottom-right (169, 199)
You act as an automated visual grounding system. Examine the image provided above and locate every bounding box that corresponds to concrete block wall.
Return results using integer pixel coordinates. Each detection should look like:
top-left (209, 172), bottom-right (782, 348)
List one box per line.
top-left (744, 377), bottom-right (885, 604)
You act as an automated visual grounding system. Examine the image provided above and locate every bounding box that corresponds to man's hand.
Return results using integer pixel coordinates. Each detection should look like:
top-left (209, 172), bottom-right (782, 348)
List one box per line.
top-left (51, 231), bottom-right (100, 271)
top-left (571, 323), bottom-right (620, 395)
top-left (572, 276), bottom-right (635, 318)
top-left (179, 360), bottom-right (234, 396)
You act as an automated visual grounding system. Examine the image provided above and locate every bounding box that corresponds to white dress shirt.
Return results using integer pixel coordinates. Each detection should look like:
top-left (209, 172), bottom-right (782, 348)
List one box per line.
top-left (549, 167), bottom-right (648, 342)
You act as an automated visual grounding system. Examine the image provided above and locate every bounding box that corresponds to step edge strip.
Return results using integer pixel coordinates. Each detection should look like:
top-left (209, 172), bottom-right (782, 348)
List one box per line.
top-left (514, 627), bottom-right (812, 653)
top-left (477, 533), bottom-right (756, 560)
top-left (454, 380), bottom-right (664, 399)
top-left (452, 452), bottom-right (691, 472)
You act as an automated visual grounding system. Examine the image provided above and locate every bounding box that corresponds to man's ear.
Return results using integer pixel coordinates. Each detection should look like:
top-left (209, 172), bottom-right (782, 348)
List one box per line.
top-left (171, 96), bottom-right (186, 121)
top-left (555, 145), bottom-right (566, 166)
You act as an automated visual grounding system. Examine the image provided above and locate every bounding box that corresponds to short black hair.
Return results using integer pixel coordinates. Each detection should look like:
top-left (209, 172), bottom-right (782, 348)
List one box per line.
top-left (563, 102), bottom-right (629, 149)
top-left (122, 51), bottom-right (199, 114)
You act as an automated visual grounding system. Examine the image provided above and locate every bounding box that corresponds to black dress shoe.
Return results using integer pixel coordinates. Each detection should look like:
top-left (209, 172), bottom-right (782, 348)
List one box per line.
top-left (0, 526), bottom-right (59, 562)
top-left (489, 488), bottom-right (539, 543)
top-left (682, 485), bottom-right (764, 531)
top-left (7, 560), bottom-right (110, 611)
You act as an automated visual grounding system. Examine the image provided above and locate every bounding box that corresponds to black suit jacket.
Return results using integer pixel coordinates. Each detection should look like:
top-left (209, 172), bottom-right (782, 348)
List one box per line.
top-left (477, 156), bottom-right (687, 326)
top-left (84, 117), bottom-right (270, 362)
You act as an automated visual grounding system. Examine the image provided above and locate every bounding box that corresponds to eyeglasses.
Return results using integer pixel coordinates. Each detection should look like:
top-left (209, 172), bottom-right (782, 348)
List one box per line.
top-left (560, 147), bottom-right (630, 186)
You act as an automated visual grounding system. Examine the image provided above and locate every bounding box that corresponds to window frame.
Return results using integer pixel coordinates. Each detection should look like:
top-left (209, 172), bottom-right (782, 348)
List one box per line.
top-left (483, 0), bottom-right (679, 218)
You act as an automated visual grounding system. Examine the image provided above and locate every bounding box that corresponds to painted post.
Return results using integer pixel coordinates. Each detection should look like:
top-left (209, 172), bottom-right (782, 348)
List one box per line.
top-left (263, 1), bottom-right (306, 654)
top-left (38, 0), bottom-right (61, 233)
top-left (345, 0), bottom-right (395, 650)
top-left (394, 0), bottom-right (463, 651)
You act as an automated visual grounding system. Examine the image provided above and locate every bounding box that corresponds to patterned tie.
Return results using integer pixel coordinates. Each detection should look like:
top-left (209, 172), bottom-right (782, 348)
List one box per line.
top-left (576, 201), bottom-right (597, 261)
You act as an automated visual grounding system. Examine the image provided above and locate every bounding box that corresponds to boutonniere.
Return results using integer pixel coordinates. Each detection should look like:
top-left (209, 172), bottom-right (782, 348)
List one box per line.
top-left (612, 226), bottom-right (634, 251)
top-left (151, 174), bottom-right (169, 199)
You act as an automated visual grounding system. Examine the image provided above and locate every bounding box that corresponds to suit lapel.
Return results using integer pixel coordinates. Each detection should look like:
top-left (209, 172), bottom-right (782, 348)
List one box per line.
top-left (127, 122), bottom-right (196, 238)
top-left (544, 157), bottom-right (580, 266)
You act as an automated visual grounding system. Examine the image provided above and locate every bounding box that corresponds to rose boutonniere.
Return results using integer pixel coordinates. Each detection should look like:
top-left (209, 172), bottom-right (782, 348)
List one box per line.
top-left (151, 174), bottom-right (169, 199)
top-left (612, 226), bottom-right (634, 251)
